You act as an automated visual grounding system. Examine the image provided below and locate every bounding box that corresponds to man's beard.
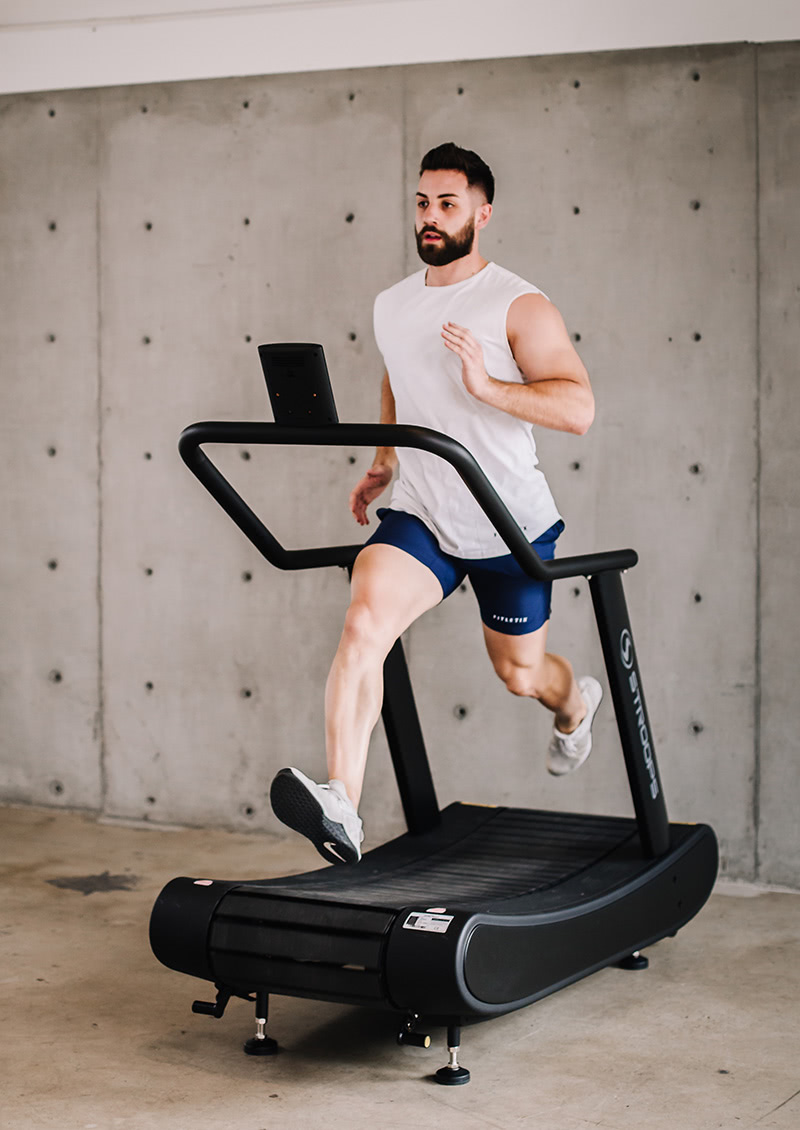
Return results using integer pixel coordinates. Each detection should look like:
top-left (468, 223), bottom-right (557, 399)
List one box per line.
top-left (415, 216), bottom-right (476, 266)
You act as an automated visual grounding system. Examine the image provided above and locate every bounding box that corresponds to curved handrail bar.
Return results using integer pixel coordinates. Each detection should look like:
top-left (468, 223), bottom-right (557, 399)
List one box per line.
top-left (179, 421), bottom-right (638, 581)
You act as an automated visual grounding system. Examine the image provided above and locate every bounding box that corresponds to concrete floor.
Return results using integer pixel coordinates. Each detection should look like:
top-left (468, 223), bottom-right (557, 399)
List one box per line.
top-left (2, 806), bottom-right (798, 1130)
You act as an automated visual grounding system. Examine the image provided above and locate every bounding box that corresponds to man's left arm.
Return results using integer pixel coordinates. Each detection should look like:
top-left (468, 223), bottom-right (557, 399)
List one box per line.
top-left (441, 293), bottom-right (594, 435)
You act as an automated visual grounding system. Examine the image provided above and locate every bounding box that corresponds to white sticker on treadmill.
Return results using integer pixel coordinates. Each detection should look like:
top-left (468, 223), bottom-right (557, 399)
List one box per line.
top-left (402, 912), bottom-right (454, 934)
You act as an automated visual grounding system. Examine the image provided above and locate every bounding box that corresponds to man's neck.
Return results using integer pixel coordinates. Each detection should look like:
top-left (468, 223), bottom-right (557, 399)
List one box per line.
top-left (424, 252), bottom-right (489, 287)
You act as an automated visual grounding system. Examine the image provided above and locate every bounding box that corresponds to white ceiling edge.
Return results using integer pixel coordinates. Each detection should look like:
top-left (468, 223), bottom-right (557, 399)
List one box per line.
top-left (1, 0), bottom-right (798, 97)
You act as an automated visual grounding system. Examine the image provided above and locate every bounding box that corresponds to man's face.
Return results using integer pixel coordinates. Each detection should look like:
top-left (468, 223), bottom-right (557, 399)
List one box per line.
top-left (414, 169), bottom-right (487, 266)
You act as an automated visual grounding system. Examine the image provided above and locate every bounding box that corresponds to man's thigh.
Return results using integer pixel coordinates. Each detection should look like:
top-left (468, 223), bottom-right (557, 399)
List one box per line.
top-left (349, 543), bottom-right (444, 639)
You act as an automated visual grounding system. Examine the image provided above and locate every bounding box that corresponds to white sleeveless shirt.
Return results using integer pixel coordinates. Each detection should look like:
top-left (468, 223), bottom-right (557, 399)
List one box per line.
top-left (372, 261), bottom-right (562, 558)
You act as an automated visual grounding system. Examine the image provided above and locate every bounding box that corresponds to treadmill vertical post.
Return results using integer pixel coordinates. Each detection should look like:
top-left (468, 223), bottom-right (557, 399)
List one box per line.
top-left (381, 637), bottom-right (442, 835)
top-left (589, 570), bottom-right (670, 858)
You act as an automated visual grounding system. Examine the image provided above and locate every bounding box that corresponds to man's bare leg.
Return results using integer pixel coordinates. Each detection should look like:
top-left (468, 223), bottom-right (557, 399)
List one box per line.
top-left (482, 621), bottom-right (585, 728)
top-left (482, 621), bottom-right (602, 775)
top-left (325, 543), bottom-right (443, 808)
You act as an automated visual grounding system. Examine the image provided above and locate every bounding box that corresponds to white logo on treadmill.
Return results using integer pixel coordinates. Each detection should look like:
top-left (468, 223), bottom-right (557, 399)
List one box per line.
top-left (324, 841), bottom-right (346, 862)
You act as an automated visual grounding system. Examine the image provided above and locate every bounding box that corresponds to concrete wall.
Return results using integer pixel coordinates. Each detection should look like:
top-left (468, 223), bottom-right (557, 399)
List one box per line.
top-left (757, 43), bottom-right (800, 887)
top-left (1, 41), bottom-right (797, 885)
top-left (4, 1), bottom-right (799, 96)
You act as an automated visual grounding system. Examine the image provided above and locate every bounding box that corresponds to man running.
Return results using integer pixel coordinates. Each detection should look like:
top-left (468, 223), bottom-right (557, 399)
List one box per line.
top-left (270, 142), bottom-right (601, 864)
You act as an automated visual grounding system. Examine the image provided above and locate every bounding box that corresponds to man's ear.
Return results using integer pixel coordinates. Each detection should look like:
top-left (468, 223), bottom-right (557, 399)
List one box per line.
top-left (475, 201), bottom-right (493, 231)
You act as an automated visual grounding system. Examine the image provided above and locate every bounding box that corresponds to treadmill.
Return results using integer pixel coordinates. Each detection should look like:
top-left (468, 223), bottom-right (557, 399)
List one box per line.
top-left (149, 343), bottom-right (718, 1085)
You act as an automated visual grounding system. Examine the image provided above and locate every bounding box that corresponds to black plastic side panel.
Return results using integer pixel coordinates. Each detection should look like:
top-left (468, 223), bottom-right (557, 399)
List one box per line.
top-left (384, 824), bottom-right (717, 1018)
top-left (464, 824), bottom-right (718, 1006)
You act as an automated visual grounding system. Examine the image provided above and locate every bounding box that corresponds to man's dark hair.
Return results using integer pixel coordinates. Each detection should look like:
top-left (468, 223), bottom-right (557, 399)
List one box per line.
top-left (419, 142), bottom-right (495, 205)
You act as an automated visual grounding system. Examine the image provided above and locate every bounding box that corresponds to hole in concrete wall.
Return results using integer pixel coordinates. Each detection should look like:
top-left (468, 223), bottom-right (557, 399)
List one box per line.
top-left (348, 92), bottom-right (355, 101)
top-left (47, 559), bottom-right (58, 570)
top-left (346, 213), bottom-right (355, 223)
top-left (141, 105), bottom-right (148, 113)
top-left (691, 722), bottom-right (704, 735)
top-left (573, 332), bottom-right (581, 342)
top-left (453, 704), bottom-right (468, 720)
top-left (457, 86), bottom-right (464, 95)
top-left (142, 336), bottom-right (151, 345)
top-left (689, 463), bottom-right (702, 474)
top-left (50, 780), bottom-right (64, 796)
top-left (571, 461), bottom-right (581, 471)
top-left (240, 804), bottom-right (256, 818)
top-left (145, 682), bottom-right (154, 691)
top-left (245, 334), bottom-right (252, 343)
top-left (459, 584), bottom-right (468, 593)
top-left (573, 206), bottom-right (580, 214)
top-left (243, 217), bottom-right (250, 225)
top-left (46, 334), bottom-right (56, 343)
top-left (49, 222), bottom-right (57, 231)
top-left (241, 688), bottom-right (253, 699)
top-left (243, 100), bottom-right (250, 108)
top-left (48, 108), bottom-right (56, 117)
top-left (145, 221), bottom-right (153, 230)
top-left (348, 455), bottom-right (357, 465)
top-left (693, 332), bottom-right (702, 341)
top-left (349, 332), bottom-right (357, 341)
top-left (690, 200), bottom-right (701, 211)
top-left (144, 451), bottom-right (152, 460)
top-left (692, 72), bottom-right (701, 81)
top-left (241, 450), bottom-right (251, 460)
top-left (242, 571), bottom-right (252, 582)
top-left (573, 80), bottom-right (581, 88)
top-left (48, 446), bottom-right (57, 457)
top-left (572, 587), bottom-right (581, 597)
top-left (146, 795), bottom-right (156, 805)
top-left (49, 670), bottom-right (62, 683)
top-left (144, 567), bottom-right (153, 576)
top-left (694, 593), bottom-right (703, 603)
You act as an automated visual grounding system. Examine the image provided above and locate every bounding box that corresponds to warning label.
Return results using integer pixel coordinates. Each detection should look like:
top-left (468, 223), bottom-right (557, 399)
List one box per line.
top-left (402, 911), bottom-right (454, 934)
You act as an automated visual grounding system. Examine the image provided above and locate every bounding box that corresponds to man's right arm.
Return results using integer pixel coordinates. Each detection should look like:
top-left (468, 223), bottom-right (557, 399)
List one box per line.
top-left (349, 371), bottom-right (398, 526)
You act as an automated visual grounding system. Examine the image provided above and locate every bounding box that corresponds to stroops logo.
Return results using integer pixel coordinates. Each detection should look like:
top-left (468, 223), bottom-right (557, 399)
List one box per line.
top-left (619, 629), bottom-right (659, 799)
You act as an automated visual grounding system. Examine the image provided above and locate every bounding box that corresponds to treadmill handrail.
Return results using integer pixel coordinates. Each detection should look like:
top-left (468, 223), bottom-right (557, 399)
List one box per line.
top-left (179, 421), bottom-right (638, 581)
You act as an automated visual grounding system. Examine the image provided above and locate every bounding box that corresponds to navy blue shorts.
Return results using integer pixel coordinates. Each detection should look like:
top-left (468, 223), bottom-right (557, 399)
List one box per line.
top-left (364, 508), bottom-right (564, 636)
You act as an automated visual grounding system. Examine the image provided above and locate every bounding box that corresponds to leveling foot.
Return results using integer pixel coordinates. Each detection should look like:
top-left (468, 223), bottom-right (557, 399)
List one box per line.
top-left (242, 991), bottom-right (279, 1056)
top-left (435, 1024), bottom-right (470, 1085)
top-left (618, 950), bottom-right (649, 971)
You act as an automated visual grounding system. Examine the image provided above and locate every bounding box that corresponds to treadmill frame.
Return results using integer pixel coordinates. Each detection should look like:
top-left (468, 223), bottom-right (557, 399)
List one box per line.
top-left (178, 416), bottom-right (668, 856)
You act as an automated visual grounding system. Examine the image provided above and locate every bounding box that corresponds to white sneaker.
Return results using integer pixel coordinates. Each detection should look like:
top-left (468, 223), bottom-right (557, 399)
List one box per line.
top-left (270, 767), bottom-right (364, 864)
top-left (547, 676), bottom-right (603, 776)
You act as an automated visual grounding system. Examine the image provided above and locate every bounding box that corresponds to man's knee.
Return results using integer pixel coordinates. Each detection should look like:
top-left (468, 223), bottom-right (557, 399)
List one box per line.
top-left (341, 600), bottom-right (394, 658)
top-left (494, 656), bottom-right (546, 699)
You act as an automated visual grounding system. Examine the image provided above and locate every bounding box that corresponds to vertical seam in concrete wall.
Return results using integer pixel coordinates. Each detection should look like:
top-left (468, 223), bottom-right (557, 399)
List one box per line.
top-left (95, 93), bottom-right (108, 811)
top-left (399, 65), bottom-right (415, 672)
top-left (753, 44), bottom-right (763, 880)
top-left (401, 67), bottom-right (412, 281)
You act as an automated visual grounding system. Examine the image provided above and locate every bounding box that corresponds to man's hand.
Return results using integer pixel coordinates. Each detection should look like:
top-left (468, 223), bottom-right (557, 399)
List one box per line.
top-left (349, 463), bottom-right (394, 525)
top-left (442, 321), bottom-right (491, 401)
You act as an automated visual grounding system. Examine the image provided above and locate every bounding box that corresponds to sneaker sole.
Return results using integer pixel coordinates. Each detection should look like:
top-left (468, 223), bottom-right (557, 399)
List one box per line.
top-left (270, 769), bottom-right (360, 865)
